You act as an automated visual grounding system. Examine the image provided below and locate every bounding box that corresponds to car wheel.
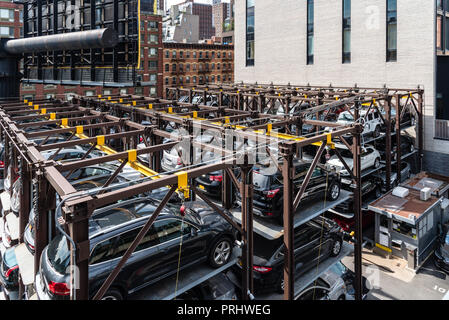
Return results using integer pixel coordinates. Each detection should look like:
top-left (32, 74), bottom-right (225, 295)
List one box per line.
top-left (374, 158), bottom-right (380, 169)
top-left (330, 238), bottom-right (342, 257)
top-left (101, 288), bottom-right (123, 300)
top-left (327, 183), bottom-right (340, 201)
top-left (276, 275), bottom-right (285, 294)
top-left (375, 187), bottom-right (382, 198)
top-left (209, 237), bottom-right (232, 268)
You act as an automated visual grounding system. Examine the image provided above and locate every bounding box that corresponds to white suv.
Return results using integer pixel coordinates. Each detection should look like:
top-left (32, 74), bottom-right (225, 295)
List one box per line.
top-left (335, 109), bottom-right (383, 137)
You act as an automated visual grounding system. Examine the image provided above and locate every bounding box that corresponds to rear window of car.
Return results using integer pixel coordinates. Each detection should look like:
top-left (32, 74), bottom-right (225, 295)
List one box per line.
top-left (253, 172), bottom-right (272, 189)
top-left (253, 233), bottom-right (283, 260)
top-left (47, 234), bottom-right (70, 274)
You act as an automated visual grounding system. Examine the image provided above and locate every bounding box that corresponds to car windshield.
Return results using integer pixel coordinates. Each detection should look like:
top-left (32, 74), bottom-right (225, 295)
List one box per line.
top-left (47, 234), bottom-right (70, 274)
top-left (338, 113), bottom-right (354, 122)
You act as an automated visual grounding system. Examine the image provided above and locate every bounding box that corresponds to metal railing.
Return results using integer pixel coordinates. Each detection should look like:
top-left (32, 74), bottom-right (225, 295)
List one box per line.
top-left (436, 119), bottom-right (449, 140)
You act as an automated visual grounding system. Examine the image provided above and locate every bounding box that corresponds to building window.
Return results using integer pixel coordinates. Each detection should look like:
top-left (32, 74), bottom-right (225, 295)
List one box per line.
top-left (148, 61), bottom-right (157, 69)
top-left (193, 76), bottom-right (197, 84)
top-left (150, 74), bottom-right (157, 81)
top-left (172, 64), bottom-right (177, 71)
top-left (85, 90), bottom-right (95, 97)
top-left (135, 87), bottom-right (143, 95)
top-left (307, 0), bottom-right (314, 65)
top-left (342, 0), bottom-right (351, 63)
top-left (165, 64), bottom-right (169, 72)
top-left (186, 64), bottom-right (190, 71)
top-left (165, 78), bottom-right (169, 85)
top-left (150, 87), bottom-right (156, 95)
top-left (165, 50), bottom-right (169, 58)
top-left (149, 47), bottom-right (157, 56)
top-left (246, 0), bottom-right (255, 66)
top-left (172, 77), bottom-right (177, 85)
top-left (186, 76), bottom-right (190, 84)
top-left (0, 9), bottom-right (14, 22)
top-left (149, 34), bottom-right (158, 43)
top-left (186, 51), bottom-right (190, 58)
top-left (120, 89), bottom-right (128, 95)
top-left (0, 26), bottom-right (14, 38)
top-left (172, 51), bottom-right (177, 58)
top-left (387, 0), bottom-right (397, 62)
top-left (193, 51), bottom-right (197, 58)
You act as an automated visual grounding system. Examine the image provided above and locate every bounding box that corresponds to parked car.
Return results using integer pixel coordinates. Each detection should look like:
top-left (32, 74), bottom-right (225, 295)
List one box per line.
top-left (332, 108), bottom-right (383, 137)
top-left (375, 135), bottom-right (415, 161)
top-left (327, 145), bottom-right (381, 176)
top-left (372, 162), bottom-right (412, 192)
top-left (295, 273), bottom-right (347, 300)
top-left (331, 210), bottom-right (376, 233)
top-left (334, 178), bottom-right (381, 214)
top-left (0, 246), bottom-right (19, 298)
top-left (176, 272), bottom-right (239, 300)
top-left (326, 261), bottom-right (370, 300)
top-left (233, 216), bottom-right (343, 293)
top-left (236, 160), bottom-right (341, 224)
top-left (35, 198), bottom-right (236, 300)
top-left (23, 171), bottom-right (134, 255)
top-left (435, 228), bottom-right (449, 274)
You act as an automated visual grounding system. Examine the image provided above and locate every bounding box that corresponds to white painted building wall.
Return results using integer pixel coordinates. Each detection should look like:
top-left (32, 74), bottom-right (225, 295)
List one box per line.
top-left (234, 0), bottom-right (445, 159)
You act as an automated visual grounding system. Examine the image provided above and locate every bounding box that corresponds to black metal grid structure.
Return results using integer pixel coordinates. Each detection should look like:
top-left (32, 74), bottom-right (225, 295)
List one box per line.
top-left (0, 83), bottom-right (423, 301)
top-left (22, 0), bottom-right (140, 87)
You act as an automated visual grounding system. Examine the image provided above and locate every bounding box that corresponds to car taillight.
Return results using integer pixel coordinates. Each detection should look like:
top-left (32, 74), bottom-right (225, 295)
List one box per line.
top-left (209, 175), bottom-right (223, 182)
top-left (253, 266), bottom-right (272, 274)
top-left (0, 161), bottom-right (4, 168)
top-left (139, 137), bottom-right (143, 143)
top-left (4, 265), bottom-right (18, 278)
top-left (180, 205), bottom-right (186, 216)
top-left (265, 189), bottom-right (280, 198)
top-left (48, 281), bottom-right (70, 296)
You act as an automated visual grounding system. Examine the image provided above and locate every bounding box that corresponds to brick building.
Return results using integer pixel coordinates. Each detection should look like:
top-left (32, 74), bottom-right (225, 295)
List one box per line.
top-left (20, 13), bottom-right (163, 100)
top-left (184, 0), bottom-right (215, 40)
top-left (212, 0), bottom-right (229, 39)
top-left (162, 42), bottom-right (233, 95)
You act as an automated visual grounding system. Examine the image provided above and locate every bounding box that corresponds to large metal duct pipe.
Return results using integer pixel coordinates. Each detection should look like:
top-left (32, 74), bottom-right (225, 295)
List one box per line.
top-left (3, 28), bottom-right (118, 55)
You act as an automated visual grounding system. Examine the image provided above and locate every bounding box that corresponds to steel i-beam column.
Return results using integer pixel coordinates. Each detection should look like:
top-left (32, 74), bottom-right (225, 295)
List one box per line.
top-left (282, 144), bottom-right (294, 300)
top-left (353, 114), bottom-right (363, 301)
top-left (385, 98), bottom-right (392, 191)
top-left (240, 163), bottom-right (254, 300)
top-left (34, 172), bottom-right (49, 275)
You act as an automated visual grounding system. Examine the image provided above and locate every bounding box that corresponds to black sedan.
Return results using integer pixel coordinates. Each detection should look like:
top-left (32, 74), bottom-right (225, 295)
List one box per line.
top-left (35, 198), bottom-right (236, 300)
top-left (232, 216), bottom-right (343, 293)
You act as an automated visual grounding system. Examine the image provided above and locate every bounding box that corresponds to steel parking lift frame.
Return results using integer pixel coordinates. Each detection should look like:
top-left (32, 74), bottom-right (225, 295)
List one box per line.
top-left (0, 83), bottom-right (423, 301)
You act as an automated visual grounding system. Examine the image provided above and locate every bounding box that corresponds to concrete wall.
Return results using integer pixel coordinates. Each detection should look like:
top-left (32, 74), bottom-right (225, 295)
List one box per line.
top-left (235, 0), bottom-right (447, 172)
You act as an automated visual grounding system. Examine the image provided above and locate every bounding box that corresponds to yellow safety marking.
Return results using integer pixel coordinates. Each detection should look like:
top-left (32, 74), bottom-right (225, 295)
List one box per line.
top-left (148, 104), bottom-right (153, 109)
top-left (335, 97), bottom-right (339, 100)
top-left (224, 117), bottom-right (230, 124)
top-left (50, 113), bottom-right (56, 120)
top-left (192, 88), bottom-right (195, 91)
top-left (97, 135), bottom-right (105, 146)
top-left (193, 111), bottom-right (198, 118)
top-left (98, 95), bottom-right (102, 98)
top-left (41, 108), bottom-right (47, 115)
top-left (375, 243), bottom-right (392, 253)
top-left (28, 102), bottom-right (33, 106)
top-left (119, 98), bottom-right (123, 103)
top-left (373, 98), bottom-right (376, 104)
top-left (108, 96), bottom-right (111, 100)
top-left (76, 126), bottom-right (83, 134)
top-left (175, 171), bottom-right (188, 190)
top-left (100, 99), bottom-right (105, 101)
top-left (61, 118), bottom-right (68, 126)
top-left (267, 123), bottom-right (272, 133)
top-left (168, 107), bottom-right (173, 113)
top-left (34, 105), bottom-right (39, 110)
top-left (126, 104), bottom-right (131, 106)
top-left (128, 149), bottom-right (137, 162)
top-left (304, 95), bottom-right (308, 98)
top-left (132, 101), bottom-right (137, 106)
top-left (24, 99), bottom-right (28, 103)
